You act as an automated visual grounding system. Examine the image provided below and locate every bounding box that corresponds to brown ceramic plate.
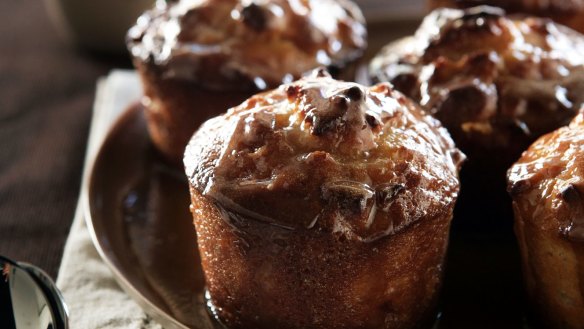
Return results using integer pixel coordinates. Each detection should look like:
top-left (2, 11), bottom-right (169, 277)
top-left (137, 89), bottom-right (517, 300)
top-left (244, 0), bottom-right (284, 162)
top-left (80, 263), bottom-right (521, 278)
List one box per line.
top-left (84, 106), bottom-right (528, 329)
top-left (84, 104), bottom-right (222, 329)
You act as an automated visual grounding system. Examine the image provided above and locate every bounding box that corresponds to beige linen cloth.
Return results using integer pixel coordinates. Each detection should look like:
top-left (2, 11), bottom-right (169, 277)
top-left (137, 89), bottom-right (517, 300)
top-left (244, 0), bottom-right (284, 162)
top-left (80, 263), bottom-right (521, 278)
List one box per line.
top-left (56, 70), bottom-right (163, 329)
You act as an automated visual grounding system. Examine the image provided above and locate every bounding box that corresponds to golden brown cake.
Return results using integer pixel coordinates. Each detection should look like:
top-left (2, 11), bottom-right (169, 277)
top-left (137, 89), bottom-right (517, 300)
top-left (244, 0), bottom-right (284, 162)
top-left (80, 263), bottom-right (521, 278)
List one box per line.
top-left (369, 6), bottom-right (584, 228)
top-left (127, 0), bottom-right (367, 162)
top-left (428, 0), bottom-right (584, 34)
top-left (508, 110), bottom-right (584, 329)
top-left (184, 69), bottom-right (464, 329)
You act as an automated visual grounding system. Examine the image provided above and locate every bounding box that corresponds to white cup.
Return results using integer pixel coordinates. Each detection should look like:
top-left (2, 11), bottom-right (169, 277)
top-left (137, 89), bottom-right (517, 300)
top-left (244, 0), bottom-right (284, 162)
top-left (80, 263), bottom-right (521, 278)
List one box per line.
top-left (44, 0), bottom-right (154, 54)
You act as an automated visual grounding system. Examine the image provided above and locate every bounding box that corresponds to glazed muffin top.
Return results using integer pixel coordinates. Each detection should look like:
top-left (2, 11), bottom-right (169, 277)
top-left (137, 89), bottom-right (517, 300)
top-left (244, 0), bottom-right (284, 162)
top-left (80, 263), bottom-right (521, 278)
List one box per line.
top-left (127, 0), bottom-right (367, 90)
top-left (508, 110), bottom-right (584, 241)
top-left (369, 6), bottom-right (584, 164)
top-left (185, 70), bottom-right (464, 242)
top-left (429, 0), bottom-right (584, 14)
top-left (429, 0), bottom-right (584, 33)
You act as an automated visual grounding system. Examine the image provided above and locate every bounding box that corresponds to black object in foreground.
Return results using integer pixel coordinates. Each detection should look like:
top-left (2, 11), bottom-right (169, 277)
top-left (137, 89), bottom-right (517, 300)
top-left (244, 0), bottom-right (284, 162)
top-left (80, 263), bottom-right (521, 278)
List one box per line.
top-left (0, 255), bottom-right (68, 329)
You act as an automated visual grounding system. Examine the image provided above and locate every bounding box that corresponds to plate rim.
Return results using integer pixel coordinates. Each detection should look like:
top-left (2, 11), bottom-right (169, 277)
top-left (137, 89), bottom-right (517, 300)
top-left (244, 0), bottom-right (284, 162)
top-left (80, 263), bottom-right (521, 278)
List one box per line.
top-left (82, 106), bottom-right (190, 329)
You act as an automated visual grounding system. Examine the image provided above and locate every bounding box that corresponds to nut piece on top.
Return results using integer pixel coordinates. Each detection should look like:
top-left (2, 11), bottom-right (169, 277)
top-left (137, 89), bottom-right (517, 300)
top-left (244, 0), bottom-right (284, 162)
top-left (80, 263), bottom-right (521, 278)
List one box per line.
top-left (185, 69), bottom-right (464, 329)
top-left (127, 0), bottom-right (367, 162)
top-left (508, 110), bottom-right (584, 329)
top-left (428, 0), bottom-right (584, 34)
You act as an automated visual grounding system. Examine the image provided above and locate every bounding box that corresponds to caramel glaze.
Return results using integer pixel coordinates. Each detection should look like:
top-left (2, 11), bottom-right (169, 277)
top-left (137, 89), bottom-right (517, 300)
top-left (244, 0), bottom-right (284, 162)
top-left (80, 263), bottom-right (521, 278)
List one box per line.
top-left (185, 70), bottom-right (464, 329)
top-left (127, 0), bottom-right (367, 91)
top-left (186, 69), bottom-right (464, 242)
top-left (428, 0), bottom-right (584, 34)
top-left (369, 6), bottom-right (584, 173)
top-left (508, 111), bottom-right (584, 329)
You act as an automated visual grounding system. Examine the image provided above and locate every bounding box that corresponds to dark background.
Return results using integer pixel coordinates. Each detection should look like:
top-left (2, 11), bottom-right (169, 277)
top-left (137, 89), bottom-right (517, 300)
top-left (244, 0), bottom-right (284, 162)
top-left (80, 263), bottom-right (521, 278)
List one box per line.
top-left (0, 0), bottom-right (130, 278)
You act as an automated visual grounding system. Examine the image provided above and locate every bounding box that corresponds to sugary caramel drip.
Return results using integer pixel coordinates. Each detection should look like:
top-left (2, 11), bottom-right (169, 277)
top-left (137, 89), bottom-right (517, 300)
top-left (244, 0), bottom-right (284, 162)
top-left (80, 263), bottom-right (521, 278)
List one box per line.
top-left (559, 184), bottom-right (584, 241)
top-left (508, 111), bottom-right (584, 242)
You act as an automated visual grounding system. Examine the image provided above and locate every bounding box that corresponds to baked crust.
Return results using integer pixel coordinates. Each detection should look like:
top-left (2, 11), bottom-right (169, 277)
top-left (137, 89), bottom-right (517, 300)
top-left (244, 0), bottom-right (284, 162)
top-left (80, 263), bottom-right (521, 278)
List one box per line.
top-left (134, 61), bottom-right (252, 162)
top-left (508, 111), bottom-right (584, 329)
top-left (185, 70), bottom-right (464, 328)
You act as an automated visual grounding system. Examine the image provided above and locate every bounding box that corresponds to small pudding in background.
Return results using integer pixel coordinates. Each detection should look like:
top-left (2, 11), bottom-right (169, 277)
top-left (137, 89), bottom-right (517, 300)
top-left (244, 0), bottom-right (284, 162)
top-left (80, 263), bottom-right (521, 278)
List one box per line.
top-left (184, 69), bottom-right (464, 329)
top-left (369, 6), bottom-right (584, 227)
top-left (508, 110), bottom-right (584, 329)
top-left (127, 0), bottom-right (367, 162)
top-left (428, 0), bottom-right (584, 34)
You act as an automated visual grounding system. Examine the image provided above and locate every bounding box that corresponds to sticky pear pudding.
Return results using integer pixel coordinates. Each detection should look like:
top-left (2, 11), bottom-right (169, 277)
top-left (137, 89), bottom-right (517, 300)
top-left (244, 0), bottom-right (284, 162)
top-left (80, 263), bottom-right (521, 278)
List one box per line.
top-left (127, 0), bottom-right (367, 162)
top-left (428, 0), bottom-right (584, 34)
top-left (184, 70), bottom-right (464, 329)
top-left (369, 6), bottom-right (584, 226)
top-left (370, 6), bottom-right (584, 180)
top-left (508, 110), bottom-right (584, 329)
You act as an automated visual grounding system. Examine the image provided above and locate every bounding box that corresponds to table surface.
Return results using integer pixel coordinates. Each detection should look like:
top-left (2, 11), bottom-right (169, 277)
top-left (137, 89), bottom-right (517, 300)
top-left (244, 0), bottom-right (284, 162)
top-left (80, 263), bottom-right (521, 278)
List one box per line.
top-left (0, 0), bottom-right (420, 279)
top-left (0, 0), bottom-right (132, 278)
